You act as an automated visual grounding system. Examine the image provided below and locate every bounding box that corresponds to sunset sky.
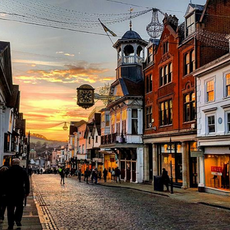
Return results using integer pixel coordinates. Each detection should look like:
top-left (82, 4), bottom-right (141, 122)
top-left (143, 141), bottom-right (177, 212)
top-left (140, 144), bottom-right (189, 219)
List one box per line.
top-left (0, 0), bottom-right (205, 141)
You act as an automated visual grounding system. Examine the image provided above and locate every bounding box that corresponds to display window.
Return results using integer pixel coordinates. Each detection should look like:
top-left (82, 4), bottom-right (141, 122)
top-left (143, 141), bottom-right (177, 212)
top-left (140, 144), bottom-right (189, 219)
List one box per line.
top-left (160, 143), bottom-right (182, 184)
top-left (204, 155), bottom-right (230, 190)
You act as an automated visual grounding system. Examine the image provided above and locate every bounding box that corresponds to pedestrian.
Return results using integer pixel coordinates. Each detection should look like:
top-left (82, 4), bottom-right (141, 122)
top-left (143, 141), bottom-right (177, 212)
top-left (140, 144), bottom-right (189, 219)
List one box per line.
top-left (28, 167), bottom-right (33, 177)
top-left (98, 170), bottom-right (102, 180)
top-left (0, 165), bottom-right (8, 223)
top-left (115, 167), bottom-right (121, 183)
top-left (65, 168), bottom-right (69, 178)
top-left (162, 168), bottom-right (170, 192)
top-left (111, 168), bottom-right (115, 181)
top-left (84, 168), bottom-right (90, 184)
top-left (5, 158), bottom-right (30, 229)
top-left (78, 169), bottom-right (81, 182)
top-left (59, 167), bottom-right (65, 185)
top-left (103, 168), bottom-right (108, 182)
top-left (94, 168), bottom-right (98, 184)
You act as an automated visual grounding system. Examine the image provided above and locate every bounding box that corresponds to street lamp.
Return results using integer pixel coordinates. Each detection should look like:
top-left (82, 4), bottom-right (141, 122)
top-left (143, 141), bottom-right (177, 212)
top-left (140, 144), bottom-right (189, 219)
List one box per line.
top-left (169, 138), bottom-right (173, 194)
top-left (63, 122), bottom-right (68, 131)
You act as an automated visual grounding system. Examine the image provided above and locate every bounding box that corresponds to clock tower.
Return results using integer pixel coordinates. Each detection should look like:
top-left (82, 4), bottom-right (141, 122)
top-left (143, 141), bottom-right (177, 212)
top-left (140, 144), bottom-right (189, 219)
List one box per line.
top-left (113, 27), bottom-right (148, 82)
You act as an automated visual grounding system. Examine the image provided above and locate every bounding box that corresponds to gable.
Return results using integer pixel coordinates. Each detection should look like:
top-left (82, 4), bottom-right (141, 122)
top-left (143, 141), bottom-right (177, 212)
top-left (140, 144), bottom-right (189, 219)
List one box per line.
top-left (113, 84), bottom-right (124, 97)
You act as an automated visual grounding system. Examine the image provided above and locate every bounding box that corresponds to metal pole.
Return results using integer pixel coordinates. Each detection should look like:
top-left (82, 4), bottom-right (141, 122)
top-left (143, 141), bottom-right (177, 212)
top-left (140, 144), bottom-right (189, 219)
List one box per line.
top-left (170, 138), bottom-right (173, 194)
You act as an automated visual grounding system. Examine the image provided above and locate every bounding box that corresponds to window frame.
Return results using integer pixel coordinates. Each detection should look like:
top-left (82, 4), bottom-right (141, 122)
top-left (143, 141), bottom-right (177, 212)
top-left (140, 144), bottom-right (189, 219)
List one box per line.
top-left (159, 63), bottom-right (172, 87)
top-left (225, 73), bottom-right (230, 97)
top-left (147, 46), bottom-right (153, 63)
top-left (131, 109), bottom-right (138, 135)
top-left (186, 13), bottom-right (195, 36)
top-left (207, 114), bottom-right (216, 134)
top-left (146, 74), bottom-right (153, 93)
top-left (145, 106), bottom-right (152, 129)
top-left (160, 99), bottom-right (173, 126)
top-left (184, 92), bottom-right (196, 122)
top-left (163, 41), bottom-right (169, 54)
top-left (206, 79), bottom-right (215, 102)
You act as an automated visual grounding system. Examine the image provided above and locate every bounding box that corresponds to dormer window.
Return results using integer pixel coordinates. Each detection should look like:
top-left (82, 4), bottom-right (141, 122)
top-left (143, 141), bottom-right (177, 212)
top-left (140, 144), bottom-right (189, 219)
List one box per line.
top-left (186, 14), bottom-right (195, 36)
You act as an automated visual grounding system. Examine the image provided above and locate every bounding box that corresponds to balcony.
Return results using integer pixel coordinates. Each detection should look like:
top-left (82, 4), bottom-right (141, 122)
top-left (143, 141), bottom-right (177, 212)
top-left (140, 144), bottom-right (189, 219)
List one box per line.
top-left (101, 133), bottom-right (126, 145)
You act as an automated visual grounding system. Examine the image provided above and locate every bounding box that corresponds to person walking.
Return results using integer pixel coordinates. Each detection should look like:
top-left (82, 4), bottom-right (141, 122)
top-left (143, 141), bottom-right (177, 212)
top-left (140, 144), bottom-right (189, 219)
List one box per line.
top-left (59, 167), bottom-right (65, 185)
top-left (0, 165), bottom-right (8, 223)
top-left (162, 168), bottom-right (170, 192)
top-left (115, 167), bottom-right (121, 183)
top-left (103, 168), bottom-right (108, 182)
top-left (5, 158), bottom-right (30, 230)
top-left (84, 168), bottom-right (90, 184)
top-left (78, 169), bottom-right (81, 182)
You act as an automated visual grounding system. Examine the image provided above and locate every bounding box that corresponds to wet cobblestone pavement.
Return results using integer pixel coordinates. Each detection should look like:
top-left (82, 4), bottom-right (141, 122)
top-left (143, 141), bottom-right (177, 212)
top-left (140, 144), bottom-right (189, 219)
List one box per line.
top-left (33, 174), bottom-right (230, 230)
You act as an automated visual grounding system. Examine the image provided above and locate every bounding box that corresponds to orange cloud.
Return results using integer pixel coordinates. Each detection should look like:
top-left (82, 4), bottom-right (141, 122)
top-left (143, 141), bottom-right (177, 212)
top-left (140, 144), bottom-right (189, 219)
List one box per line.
top-left (14, 63), bottom-right (111, 84)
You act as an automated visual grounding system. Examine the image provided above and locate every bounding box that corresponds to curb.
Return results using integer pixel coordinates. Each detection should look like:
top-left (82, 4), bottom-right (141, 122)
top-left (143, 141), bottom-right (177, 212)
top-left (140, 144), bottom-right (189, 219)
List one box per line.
top-left (197, 202), bottom-right (230, 211)
top-left (97, 183), bottom-right (170, 197)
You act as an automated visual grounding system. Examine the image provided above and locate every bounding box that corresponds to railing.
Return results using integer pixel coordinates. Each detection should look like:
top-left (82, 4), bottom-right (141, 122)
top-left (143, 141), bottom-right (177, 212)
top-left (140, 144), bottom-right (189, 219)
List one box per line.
top-left (118, 56), bottom-right (144, 66)
top-left (101, 133), bottom-right (126, 145)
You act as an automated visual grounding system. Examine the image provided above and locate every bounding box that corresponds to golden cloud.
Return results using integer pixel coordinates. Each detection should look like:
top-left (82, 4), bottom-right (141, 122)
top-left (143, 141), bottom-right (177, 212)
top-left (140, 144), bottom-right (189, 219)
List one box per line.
top-left (14, 64), bottom-right (112, 84)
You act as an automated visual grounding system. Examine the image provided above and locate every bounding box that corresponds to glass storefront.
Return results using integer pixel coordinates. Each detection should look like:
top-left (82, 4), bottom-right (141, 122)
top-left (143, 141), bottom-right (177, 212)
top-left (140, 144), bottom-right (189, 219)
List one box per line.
top-left (204, 154), bottom-right (230, 190)
top-left (159, 143), bottom-right (182, 184)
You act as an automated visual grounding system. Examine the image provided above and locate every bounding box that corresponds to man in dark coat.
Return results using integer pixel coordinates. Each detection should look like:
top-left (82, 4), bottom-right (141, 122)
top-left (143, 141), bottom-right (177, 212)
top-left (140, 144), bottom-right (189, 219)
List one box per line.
top-left (162, 168), bottom-right (170, 192)
top-left (115, 167), bottom-right (121, 183)
top-left (103, 168), bottom-right (108, 182)
top-left (5, 158), bottom-right (30, 229)
top-left (0, 165), bottom-right (8, 222)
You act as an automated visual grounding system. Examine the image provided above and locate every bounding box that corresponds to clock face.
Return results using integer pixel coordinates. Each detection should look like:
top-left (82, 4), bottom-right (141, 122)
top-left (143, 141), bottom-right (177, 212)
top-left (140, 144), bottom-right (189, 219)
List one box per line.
top-left (79, 90), bottom-right (93, 103)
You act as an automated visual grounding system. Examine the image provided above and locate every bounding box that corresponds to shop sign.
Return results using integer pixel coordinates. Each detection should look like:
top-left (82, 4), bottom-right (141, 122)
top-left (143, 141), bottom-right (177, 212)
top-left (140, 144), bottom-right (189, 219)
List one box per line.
top-left (190, 150), bottom-right (203, 157)
top-left (110, 158), bottom-right (114, 162)
top-left (211, 166), bottom-right (222, 176)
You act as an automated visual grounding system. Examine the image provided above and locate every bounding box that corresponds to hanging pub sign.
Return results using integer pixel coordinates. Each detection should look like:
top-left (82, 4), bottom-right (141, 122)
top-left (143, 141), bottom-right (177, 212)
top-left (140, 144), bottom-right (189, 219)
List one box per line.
top-left (77, 84), bottom-right (95, 109)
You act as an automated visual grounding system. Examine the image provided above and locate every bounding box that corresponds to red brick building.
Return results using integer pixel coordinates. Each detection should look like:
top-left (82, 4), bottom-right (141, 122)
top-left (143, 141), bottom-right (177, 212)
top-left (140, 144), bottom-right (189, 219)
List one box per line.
top-left (143, 0), bottom-right (230, 189)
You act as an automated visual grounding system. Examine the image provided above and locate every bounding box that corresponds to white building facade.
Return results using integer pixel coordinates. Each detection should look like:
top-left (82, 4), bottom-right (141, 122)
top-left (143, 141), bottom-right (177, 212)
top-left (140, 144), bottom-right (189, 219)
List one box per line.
top-left (194, 51), bottom-right (230, 194)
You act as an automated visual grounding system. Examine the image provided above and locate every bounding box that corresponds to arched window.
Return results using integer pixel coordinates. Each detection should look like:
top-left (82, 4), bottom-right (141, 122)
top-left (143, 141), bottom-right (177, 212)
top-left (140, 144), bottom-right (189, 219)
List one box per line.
top-left (184, 53), bottom-right (189, 75)
top-left (123, 45), bottom-right (134, 64)
top-left (123, 45), bottom-right (134, 56)
top-left (184, 92), bottom-right (196, 122)
top-left (190, 50), bottom-right (195, 72)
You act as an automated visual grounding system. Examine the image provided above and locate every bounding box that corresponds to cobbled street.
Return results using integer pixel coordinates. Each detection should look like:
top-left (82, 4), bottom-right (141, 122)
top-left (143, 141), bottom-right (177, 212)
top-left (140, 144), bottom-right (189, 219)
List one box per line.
top-left (33, 174), bottom-right (230, 230)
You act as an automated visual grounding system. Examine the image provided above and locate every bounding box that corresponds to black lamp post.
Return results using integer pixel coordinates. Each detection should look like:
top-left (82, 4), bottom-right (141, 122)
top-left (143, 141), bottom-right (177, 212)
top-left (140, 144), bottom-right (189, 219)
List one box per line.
top-left (169, 138), bottom-right (173, 194)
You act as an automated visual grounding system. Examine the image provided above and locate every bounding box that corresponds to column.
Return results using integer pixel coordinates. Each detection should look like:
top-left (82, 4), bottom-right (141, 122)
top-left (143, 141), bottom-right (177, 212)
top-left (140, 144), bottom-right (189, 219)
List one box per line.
top-left (127, 108), bottom-right (132, 134)
top-left (152, 144), bottom-right (157, 186)
top-left (198, 155), bottom-right (205, 192)
top-left (182, 142), bottom-right (188, 189)
top-left (136, 147), bottom-right (143, 183)
top-left (138, 109), bottom-right (143, 135)
top-left (143, 145), bottom-right (149, 181)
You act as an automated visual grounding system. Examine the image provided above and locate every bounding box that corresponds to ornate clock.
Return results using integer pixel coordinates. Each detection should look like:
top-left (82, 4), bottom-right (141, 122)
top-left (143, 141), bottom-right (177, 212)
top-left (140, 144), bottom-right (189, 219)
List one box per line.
top-left (77, 84), bottom-right (95, 109)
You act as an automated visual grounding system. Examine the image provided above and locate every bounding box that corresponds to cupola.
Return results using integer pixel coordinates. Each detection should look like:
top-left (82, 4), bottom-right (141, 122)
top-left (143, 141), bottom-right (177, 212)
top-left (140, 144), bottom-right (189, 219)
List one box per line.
top-left (113, 26), bottom-right (148, 82)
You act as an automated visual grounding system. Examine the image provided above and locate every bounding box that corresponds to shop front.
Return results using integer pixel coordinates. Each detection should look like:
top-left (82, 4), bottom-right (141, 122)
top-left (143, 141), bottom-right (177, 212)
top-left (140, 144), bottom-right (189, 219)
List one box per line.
top-left (204, 148), bottom-right (230, 191)
top-left (158, 142), bottom-right (182, 186)
top-left (103, 152), bottom-right (118, 179)
top-left (119, 148), bottom-right (137, 183)
top-left (157, 141), bottom-right (198, 188)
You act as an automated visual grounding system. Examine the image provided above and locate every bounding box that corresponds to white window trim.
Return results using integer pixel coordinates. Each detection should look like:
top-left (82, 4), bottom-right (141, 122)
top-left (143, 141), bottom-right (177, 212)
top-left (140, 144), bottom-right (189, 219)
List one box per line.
top-left (223, 108), bottom-right (230, 134)
top-left (204, 76), bottom-right (216, 103)
top-left (206, 113), bottom-right (216, 135)
top-left (223, 71), bottom-right (230, 98)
